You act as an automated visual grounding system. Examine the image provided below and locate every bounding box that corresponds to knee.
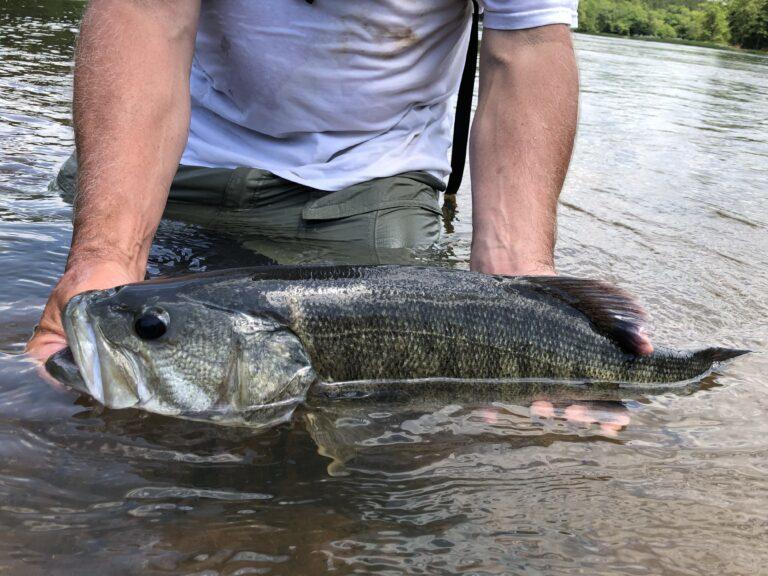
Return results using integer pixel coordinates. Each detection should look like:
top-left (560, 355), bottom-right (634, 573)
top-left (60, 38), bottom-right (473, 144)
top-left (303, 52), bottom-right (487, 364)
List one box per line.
top-left (50, 151), bottom-right (78, 202)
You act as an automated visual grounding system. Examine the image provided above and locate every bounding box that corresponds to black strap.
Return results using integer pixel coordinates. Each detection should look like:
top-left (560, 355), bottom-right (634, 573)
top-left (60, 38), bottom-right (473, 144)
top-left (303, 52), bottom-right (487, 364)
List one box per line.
top-left (445, 0), bottom-right (479, 199)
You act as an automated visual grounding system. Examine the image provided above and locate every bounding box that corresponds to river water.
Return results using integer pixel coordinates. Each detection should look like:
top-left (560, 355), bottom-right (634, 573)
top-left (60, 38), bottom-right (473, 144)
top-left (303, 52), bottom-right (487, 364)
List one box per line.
top-left (1, 2), bottom-right (768, 575)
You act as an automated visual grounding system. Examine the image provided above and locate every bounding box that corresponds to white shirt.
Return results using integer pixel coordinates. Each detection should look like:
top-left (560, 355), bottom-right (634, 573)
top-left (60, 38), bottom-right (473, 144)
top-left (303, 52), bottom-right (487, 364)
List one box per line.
top-left (181, 0), bottom-right (578, 191)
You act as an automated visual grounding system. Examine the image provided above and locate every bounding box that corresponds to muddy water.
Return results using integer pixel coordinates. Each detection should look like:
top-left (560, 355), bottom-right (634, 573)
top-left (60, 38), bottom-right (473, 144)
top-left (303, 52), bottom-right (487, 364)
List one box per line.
top-left (1, 3), bottom-right (768, 575)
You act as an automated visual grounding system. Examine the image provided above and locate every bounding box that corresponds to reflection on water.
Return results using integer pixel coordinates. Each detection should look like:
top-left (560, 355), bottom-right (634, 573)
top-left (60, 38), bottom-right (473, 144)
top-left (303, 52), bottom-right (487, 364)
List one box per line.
top-left (1, 1), bottom-right (768, 574)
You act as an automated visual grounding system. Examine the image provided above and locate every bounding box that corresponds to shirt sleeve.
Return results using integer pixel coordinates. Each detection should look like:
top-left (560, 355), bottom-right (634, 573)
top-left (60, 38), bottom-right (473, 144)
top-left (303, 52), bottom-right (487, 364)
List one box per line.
top-left (478, 0), bottom-right (579, 31)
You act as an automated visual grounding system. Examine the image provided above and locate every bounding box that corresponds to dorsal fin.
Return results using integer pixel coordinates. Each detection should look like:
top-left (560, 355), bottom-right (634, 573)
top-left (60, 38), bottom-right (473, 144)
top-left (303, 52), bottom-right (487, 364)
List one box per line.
top-left (517, 276), bottom-right (652, 355)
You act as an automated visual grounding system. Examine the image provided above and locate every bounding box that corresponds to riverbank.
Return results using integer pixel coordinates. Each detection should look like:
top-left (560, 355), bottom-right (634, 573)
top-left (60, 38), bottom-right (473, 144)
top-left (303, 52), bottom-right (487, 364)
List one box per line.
top-left (576, 30), bottom-right (768, 54)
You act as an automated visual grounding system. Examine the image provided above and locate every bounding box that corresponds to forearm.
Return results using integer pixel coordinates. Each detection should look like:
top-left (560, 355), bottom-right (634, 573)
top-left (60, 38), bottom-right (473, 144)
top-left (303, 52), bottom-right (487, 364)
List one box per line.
top-left (69, 0), bottom-right (200, 279)
top-left (26, 1), bottom-right (200, 357)
top-left (469, 25), bottom-right (578, 275)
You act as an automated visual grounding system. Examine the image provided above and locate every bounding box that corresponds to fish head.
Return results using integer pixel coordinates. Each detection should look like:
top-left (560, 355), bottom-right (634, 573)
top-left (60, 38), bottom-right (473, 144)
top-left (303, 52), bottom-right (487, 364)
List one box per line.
top-left (59, 282), bottom-right (315, 425)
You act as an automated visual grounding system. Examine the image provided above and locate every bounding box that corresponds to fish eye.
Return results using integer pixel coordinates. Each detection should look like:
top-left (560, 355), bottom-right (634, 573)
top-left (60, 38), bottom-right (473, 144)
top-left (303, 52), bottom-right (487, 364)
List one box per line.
top-left (134, 308), bottom-right (169, 340)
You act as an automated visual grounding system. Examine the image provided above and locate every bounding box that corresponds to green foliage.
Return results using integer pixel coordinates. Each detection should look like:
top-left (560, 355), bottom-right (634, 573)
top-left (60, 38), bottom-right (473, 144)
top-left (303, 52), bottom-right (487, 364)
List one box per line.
top-left (577, 0), bottom-right (767, 49)
top-left (664, 5), bottom-right (705, 39)
top-left (702, 2), bottom-right (732, 43)
top-left (728, 0), bottom-right (768, 48)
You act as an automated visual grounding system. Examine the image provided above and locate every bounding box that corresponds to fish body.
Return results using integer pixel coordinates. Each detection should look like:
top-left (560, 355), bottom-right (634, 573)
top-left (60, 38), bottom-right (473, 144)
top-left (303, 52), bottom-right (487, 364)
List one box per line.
top-left (47, 265), bottom-right (747, 426)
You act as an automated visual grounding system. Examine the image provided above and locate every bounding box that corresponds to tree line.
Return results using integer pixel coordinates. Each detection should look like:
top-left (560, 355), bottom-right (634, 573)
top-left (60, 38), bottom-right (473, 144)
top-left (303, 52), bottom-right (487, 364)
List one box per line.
top-left (577, 0), bottom-right (768, 49)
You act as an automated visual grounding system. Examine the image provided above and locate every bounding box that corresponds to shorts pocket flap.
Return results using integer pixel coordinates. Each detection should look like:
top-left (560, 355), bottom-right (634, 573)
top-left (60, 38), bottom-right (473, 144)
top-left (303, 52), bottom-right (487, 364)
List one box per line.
top-left (302, 174), bottom-right (442, 221)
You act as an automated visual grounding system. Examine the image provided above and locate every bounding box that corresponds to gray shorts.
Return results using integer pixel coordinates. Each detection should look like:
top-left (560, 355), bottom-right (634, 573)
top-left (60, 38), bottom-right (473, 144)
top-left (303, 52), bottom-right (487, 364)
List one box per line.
top-left (53, 152), bottom-right (444, 264)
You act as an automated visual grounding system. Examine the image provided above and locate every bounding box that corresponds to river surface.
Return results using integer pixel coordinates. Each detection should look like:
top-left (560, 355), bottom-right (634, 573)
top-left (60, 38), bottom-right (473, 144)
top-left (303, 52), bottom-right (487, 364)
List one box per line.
top-left (1, 2), bottom-right (768, 575)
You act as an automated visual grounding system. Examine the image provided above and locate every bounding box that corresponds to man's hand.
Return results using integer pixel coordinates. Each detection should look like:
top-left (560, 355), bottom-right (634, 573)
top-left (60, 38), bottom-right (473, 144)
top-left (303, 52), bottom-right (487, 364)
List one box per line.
top-left (25, 0), bottom-right (200, 363)
top-left (469, 24), bottom-right (578, 276)
top-left (25, 261), bottom-right (140, 362)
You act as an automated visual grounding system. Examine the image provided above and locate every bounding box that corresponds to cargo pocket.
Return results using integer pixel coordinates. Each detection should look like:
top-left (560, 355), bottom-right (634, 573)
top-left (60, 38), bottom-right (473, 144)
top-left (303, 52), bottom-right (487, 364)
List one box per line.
top-left (300, 172), bottom-right (443, 251)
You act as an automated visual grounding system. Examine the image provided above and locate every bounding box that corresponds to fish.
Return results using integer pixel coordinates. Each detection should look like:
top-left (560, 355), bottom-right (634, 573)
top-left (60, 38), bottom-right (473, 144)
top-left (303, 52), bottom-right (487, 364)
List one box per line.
top-left (45, 265), bottom-right (748, 427)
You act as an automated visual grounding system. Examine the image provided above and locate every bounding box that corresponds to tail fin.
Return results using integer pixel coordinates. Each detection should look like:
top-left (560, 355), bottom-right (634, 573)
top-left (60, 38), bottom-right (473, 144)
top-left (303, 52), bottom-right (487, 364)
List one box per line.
top-left (694, 347), bottom-right (750, 364)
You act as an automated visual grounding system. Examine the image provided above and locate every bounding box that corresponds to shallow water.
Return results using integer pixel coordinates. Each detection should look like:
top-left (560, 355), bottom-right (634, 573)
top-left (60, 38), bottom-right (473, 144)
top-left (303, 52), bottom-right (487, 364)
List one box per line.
top-left (2, 2), bottom-right (768, 574)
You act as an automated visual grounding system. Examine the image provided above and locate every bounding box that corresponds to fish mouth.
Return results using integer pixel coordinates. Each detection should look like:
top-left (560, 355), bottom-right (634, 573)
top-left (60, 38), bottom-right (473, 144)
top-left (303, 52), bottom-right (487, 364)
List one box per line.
top-left (62, 292), bottom-right (142, 409)
top-left (62, 292), bottom-right (106, 403)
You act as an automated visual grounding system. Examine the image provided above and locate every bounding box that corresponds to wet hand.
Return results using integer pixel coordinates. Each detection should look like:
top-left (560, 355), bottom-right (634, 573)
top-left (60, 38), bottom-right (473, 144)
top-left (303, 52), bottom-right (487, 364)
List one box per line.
top-left (25, 261), bottom-right (139, 363)
top-left (531, 400), bottom-right (631, 437)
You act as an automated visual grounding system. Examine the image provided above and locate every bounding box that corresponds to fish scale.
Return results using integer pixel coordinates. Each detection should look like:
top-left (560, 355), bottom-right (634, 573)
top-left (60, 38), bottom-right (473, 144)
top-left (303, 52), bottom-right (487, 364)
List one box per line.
top-left (229, 266), bottom-right (737, 384)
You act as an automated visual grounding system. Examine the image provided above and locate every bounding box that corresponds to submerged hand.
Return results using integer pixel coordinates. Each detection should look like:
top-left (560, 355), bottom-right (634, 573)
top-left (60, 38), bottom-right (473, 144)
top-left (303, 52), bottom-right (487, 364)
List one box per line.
top-left (25, 261), bottom-right (139, 363)
top-left (531, 400), bottom-right (631, 437)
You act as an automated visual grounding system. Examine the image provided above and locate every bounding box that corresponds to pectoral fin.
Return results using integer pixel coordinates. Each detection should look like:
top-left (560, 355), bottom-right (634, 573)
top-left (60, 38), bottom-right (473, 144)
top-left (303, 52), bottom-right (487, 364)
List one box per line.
top-left (516, 276), bottom-right (652, 355)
